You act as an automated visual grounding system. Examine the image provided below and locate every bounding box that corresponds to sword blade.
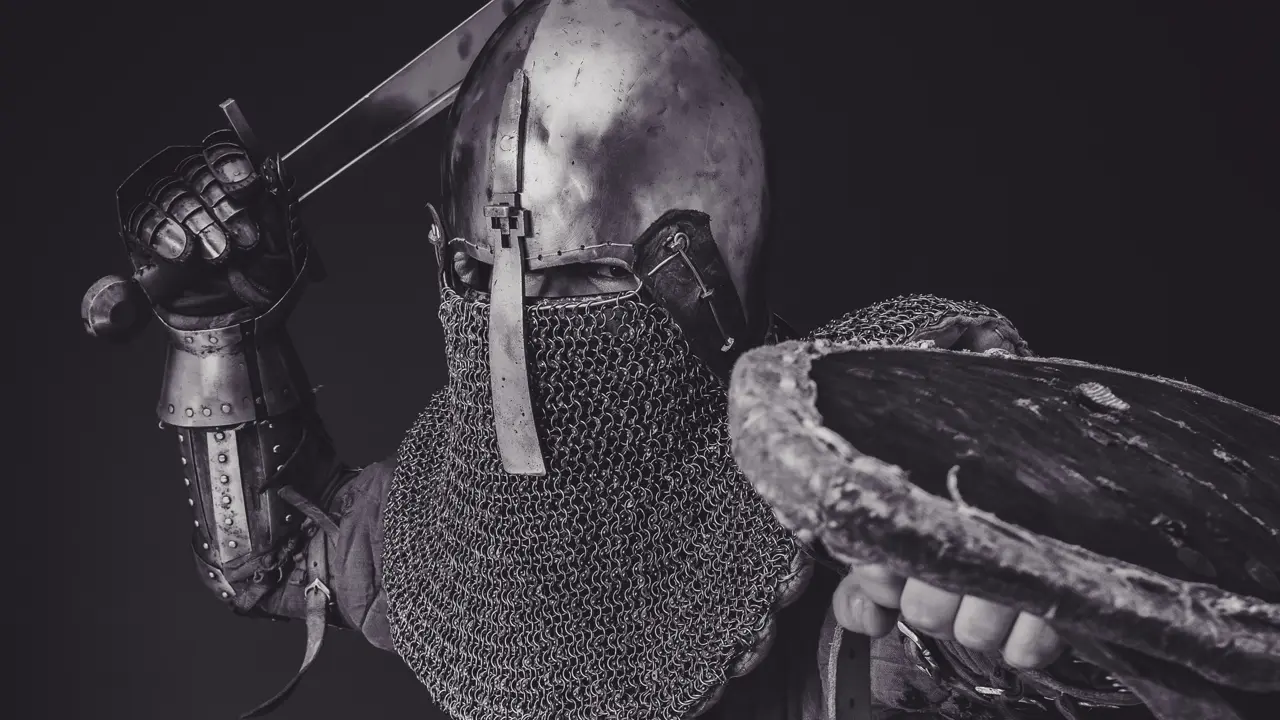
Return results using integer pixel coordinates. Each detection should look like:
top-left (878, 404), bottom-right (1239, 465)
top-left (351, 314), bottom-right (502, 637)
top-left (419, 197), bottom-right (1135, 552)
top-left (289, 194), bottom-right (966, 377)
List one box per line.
top-left (282, 0), bottom-right (519, 204)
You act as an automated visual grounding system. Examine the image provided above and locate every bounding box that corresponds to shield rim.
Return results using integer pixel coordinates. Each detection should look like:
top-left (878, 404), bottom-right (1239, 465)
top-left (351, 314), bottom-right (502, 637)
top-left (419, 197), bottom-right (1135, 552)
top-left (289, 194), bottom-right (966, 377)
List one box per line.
top-left (727, 338), bottom-right (1280, 693)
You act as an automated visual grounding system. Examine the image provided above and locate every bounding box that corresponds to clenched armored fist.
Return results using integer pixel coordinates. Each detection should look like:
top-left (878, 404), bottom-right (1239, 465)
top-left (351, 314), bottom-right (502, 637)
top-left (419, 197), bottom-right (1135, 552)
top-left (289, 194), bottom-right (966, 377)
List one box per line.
top-left (82, 130), bottom-right (306, 339)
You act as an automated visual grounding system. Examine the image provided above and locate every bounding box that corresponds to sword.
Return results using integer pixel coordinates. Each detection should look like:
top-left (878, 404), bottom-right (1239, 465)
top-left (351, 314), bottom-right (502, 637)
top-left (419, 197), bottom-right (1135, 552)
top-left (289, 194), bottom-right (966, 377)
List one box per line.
top-left (224, 0), bottom-right (519, 204)
top-left (83, 0), bottom-right (519, 339)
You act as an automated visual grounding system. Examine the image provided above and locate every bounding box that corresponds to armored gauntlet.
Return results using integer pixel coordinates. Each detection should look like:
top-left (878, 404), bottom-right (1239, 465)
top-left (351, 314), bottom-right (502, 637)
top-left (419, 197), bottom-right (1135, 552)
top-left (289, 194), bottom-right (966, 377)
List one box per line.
top-left (83, 130), bottom-right (345, 624)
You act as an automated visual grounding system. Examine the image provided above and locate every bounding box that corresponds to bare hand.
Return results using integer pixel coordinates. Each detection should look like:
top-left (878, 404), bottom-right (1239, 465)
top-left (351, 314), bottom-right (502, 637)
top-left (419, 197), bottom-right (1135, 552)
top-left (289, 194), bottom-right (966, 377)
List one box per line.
top-left (833, 562), bottom-right (1067, 669)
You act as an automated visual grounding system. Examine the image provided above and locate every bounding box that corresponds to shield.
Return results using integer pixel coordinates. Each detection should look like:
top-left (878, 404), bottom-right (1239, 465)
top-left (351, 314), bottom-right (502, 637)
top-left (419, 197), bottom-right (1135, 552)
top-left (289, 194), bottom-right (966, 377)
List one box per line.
top-left (727, 339), bottom-right (1280, 719)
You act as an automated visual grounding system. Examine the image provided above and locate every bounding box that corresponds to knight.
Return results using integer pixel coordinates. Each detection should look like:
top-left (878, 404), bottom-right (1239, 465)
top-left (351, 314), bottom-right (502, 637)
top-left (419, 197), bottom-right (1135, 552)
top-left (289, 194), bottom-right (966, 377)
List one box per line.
top-left (80, 1), bottom-right (1158, 718)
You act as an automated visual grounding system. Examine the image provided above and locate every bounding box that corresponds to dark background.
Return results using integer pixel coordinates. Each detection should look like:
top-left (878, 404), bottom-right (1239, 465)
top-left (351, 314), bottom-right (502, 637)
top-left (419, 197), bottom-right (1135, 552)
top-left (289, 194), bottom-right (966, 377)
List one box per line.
top-left (9, 0), bottom-right (1277, 718)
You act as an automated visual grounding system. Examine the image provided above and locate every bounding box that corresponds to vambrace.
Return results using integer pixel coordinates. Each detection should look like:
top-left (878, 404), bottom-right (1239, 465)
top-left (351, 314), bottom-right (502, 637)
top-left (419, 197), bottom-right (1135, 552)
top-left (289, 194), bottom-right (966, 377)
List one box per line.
top-left (160, 271), bottom-right (345, 626)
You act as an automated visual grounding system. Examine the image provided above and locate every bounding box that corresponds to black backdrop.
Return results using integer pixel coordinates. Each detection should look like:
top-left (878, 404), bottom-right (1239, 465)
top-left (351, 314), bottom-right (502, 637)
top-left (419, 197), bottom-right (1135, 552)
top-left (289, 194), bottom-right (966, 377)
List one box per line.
top-left (10, 1), bottom-right (1278, 718)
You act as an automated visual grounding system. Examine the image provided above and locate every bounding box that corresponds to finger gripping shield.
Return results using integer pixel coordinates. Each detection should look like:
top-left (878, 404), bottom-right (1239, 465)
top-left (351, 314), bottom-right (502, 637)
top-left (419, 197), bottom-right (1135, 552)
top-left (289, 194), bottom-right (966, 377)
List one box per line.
top-left (727, 341), bottom-right (1280, 711)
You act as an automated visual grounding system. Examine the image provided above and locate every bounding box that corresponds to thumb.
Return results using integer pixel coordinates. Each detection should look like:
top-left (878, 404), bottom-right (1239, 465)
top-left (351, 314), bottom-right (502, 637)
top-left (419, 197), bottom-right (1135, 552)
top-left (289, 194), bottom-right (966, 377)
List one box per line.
top-left (834, 574), bottom-right (899, 638)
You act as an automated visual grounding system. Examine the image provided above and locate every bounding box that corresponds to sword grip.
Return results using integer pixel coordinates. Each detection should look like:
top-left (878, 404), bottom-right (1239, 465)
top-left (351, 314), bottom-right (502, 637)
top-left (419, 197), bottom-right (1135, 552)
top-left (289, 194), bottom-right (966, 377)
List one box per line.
top-left (219, 99), bottom-right (327, 284)
top-left (220, 98), bottom-right (266, 165)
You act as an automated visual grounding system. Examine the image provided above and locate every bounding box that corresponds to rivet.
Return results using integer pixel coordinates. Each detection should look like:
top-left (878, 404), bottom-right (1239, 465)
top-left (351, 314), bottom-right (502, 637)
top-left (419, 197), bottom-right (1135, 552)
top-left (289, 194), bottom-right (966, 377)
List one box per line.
top-left (221, 591), bottom-right (230, 599)
top-left (272, 444), bottom-right (282, 453)
top-left (202, 407), bottom-right (212, 417)
top-left (228, 540), bottom-right (238, 548)
top-left (255, 397), bottom-right (264, 405)
top-left (207, 335), bottom-right (219, 344)
top-left (224, 517), bottom-right (234, 526)
top-left (217, 453), bottom-right (228, 463)
top-left (180, 457), bottom-right (187, 465)
top-left (185, 408), bottom-right (195, 417)
top-left (188, 498), bottom-right (194, 506)
top-left (158, 422), bottom-right (165, 430)
top-left (267, 422), bottom-right (274, 430)
top-left (208, 572), bottom-right (216, 579)
top-left (184, 336), bottom-right (193, 344)
top-left (167, 404), bottom-right (175, 413)
top-left (220, 475), bottom-right (230, 484)
top-left (276, 465), bottom-right (284, 473)
top-left (284, 514), bottom-right (292, 523)
top-left (194, 520), bottom-right (200, 527)
top-left (221, 496), bottom-right (232, 506)
top-left (184, 477), bottom-right (190, 486)
top-left (178, 434), bottom-right (184, 443)
top-left (202, 543), bottom-right (209, 550)
top-left (214, 431), bottom-right (226, 441)
top-left (221, 403), bottom-right (232, 413)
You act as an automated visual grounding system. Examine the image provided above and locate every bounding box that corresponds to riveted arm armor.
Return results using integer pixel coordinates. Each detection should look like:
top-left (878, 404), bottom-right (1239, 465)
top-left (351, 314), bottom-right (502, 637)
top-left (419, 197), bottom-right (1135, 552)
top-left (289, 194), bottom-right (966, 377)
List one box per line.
top-left (162, 272), bottom-right (346, 622)
top-left (85, 128), bottom-right (369, 715)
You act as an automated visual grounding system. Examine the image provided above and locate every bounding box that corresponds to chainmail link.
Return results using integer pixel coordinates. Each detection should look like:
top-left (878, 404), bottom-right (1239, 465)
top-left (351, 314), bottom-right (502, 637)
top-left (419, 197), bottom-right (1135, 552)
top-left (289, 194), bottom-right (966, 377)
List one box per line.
top-left (808, 294), bottom-right (1031, 355)
top-left (383, 287), bottom-right (802, 720)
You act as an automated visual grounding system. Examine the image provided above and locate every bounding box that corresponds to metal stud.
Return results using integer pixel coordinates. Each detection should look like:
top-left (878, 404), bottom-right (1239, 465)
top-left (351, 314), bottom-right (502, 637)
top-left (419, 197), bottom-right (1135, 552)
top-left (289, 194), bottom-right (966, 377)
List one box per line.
top-left (208, 571), bottom-right (216, 579)
top-left (167, 404), bottom-right (175, 413)
top-left (275, 465), bottom-right (284, 473)
top-left (228, 540), bottom-right (238, 549)
top-left (272, 444), bottom-right (282, 454)
top-left (224, 517), bottom-right (233, 526)
top-left (184, 478), bottom-right (190, 486)
top-left (284, 514), bottom-right (292, 523)
top-left (221, 403), bottom-right (232, 413)
top-left (194, 520), bottom-right (200, 527)
top-left (221, 496), bottom-right (232, 506)
top-left (180, 457), bottom-right (187, 465)
top-left (184, 336), bottom-right (193, 344)
top-left (220, 475), bottom-right (230, 484)
top-left (202, 543), bottom-right (209, 550)
top-left (221, 591), bottom-right (230, 599)
top-left (188, 498), bottom-right (194, 506)
top-left (214, 431), bottom-right (226, 442)
top-left (178, 434), bottom-right (184, 443)
top-left (202, 407), bottom-right (212, 417)
top-left (207, 335), bottom-right (219, 345)
top-left (217, 453), bottom-right (228, 463)
top-left (185, 408), bottom-right (195, 417)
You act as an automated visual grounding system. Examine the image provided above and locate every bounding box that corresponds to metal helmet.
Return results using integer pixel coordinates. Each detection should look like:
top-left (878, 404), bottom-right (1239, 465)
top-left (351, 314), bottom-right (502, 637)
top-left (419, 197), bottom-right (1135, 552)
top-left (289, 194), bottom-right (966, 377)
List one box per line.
top-left (432, 0), bottom-right (772, 475)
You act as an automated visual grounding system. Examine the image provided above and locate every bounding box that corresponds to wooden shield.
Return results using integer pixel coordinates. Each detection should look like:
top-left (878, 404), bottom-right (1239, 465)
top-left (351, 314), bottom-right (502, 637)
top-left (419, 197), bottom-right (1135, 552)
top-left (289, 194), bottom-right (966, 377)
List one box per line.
top-left (728, 340), bottom-right (1280, 719)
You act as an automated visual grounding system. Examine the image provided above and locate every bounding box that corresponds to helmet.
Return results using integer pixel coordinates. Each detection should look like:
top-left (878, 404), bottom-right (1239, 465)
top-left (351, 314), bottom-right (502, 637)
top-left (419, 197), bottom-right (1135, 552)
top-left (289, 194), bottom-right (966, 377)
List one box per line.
top-left (431, 0), bottom-right (771, 474)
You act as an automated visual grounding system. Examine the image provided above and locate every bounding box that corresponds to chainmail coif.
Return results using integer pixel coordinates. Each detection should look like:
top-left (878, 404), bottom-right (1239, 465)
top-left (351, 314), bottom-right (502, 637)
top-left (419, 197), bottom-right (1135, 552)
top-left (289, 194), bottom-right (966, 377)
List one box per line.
top-left (383, 286), bottom-right (803, 720)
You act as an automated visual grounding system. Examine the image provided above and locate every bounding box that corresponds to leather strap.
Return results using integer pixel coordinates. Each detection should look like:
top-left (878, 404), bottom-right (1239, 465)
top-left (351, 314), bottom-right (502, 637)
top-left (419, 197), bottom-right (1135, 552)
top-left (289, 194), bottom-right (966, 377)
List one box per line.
top-left (275, 486), bottom-right (339, 536)
top-left (485, 68), bottom-right (545, 476)
top-left (240, 526), bottom-right (332, 718)
top-left (828, 629), bottom-right (873, 720)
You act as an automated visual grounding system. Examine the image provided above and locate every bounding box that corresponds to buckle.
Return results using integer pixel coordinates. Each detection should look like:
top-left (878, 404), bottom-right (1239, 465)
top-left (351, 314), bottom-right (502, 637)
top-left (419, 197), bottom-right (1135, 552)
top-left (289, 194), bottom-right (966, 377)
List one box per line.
top-left (304, 578), bottom-right (332, 602)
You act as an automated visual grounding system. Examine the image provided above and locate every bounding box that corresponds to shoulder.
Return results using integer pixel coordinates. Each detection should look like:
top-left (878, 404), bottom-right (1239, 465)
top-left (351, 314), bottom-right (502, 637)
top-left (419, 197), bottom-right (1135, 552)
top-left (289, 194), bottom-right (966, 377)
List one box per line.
top-left (805, 294), bottom-right (1033, 356)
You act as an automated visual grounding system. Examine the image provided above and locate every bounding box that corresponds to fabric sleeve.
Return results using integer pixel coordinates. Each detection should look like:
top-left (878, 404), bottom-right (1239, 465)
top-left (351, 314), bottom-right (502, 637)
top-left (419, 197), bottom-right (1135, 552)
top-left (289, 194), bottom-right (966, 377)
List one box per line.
top-left (325, 457), bottom-right (397, 651)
